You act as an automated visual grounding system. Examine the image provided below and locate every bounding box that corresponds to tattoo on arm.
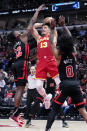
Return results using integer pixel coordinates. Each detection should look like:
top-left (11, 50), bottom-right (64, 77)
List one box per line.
top-left (27, 4), bottom-right (45, 32)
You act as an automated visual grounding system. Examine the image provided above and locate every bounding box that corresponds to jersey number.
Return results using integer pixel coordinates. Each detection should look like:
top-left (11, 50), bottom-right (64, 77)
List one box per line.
top-left (40, 42), bottom-right (47, 48)
top-left (15, 46), bottom-right (22, 59)
top-left (66, 65), bottom-right (74, 77)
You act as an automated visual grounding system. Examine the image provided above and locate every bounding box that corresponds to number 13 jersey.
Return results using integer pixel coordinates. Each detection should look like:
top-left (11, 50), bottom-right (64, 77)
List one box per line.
top-left (37, 36), bottom-right (54, 60)
top-left (35, 35), bottom-right (59, 80)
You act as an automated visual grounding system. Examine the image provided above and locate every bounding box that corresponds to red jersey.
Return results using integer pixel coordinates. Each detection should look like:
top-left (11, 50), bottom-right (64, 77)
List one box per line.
top-left (37, 36), bottom-right (54, 60)
top-left (35, 35), bottom-right (59, 80)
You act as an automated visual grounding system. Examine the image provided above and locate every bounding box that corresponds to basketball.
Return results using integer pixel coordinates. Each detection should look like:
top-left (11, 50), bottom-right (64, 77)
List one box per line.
top-left (43, 17), bottom-right (56, 29)
top-left (43, 17), bottom-right (53, 23)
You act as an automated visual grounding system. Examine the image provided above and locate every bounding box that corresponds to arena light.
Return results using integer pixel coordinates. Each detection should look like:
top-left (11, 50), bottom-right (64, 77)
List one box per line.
top-left (84, 2), bottom-right (87, 6)
top-left (0, 12), bottom-right (9, 15)
top-left (21, 7), bottom-right (48, 13)
top-left (52, 1), bottom-right (80, 12)
top-left (12, 10), bottom-right (20, 14)
top-left (0, 6), bottom-right (48, 15)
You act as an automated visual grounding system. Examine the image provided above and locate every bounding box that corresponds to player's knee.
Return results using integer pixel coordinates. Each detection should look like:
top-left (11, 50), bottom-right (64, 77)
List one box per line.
top-left (36, 79), bottom-right (43, 90)
top-left (35, 79), bottom-right (45, 95)
top-left (54, 76), bottom-right (61, 87)
top-left (37, 87), bottom-right (45, 96)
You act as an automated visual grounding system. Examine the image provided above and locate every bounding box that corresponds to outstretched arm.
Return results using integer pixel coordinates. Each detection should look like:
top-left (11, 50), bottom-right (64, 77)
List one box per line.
top-left (58, 16), bottom-right (72, 37)
top-left (50, 27), bottom-right (58, 46)
top-left (13, 5), bottom-right (45, 39)
top-left (22, 4), bottom-right (45, 37)
top-left (32, 23), bottom-right (43, 42)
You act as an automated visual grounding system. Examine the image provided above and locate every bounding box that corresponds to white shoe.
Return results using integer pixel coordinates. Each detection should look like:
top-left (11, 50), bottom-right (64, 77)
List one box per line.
top-left (44, 94), bottom-right (52, 109)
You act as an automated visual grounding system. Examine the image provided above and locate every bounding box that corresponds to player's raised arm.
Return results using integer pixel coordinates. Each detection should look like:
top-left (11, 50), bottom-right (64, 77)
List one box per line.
top-left (32, 23), bottom-right (43, 43)
top-left (43, 17), bottom-right (58, 45)
top-left (58, 16), bottom-right (72, 37)
top-left (46, 18), bottom-right (59, 61)
top-left (22, 4), bottom-right (45, 38)
top-left (50, 27), bottom-right (59, 60)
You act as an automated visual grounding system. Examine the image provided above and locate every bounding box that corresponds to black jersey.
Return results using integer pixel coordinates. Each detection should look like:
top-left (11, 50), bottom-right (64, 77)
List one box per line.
top-left (13, 36), bottom-right (29, 60)
top-left (59, 54), bottom-right (76, 81)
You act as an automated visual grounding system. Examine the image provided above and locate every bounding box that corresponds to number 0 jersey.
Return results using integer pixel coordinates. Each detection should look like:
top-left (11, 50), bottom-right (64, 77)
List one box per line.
top-left (58, 54), bottom-right (76, 81)
top-left (13, 36), bottom-right (29, 60)
top-left (37, 36), bottom-right (54, 60)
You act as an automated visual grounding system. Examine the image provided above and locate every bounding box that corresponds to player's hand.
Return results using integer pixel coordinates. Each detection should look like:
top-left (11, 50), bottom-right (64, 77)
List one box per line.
top-left (37, 4), bottom-right (45, 12)
top-left (43, 17), bottom-right (56, 29)
top-left (58, 16), bottom-right (65, 26)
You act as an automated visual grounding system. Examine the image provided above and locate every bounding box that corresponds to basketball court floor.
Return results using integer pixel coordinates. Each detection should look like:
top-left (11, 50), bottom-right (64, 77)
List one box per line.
top-left (0, 119), bottom-right (87, 131)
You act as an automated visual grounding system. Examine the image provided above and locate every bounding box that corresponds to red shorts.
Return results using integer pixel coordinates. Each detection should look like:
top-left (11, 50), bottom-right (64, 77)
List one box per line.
top-left (35, 58), bottom-right (58, 80)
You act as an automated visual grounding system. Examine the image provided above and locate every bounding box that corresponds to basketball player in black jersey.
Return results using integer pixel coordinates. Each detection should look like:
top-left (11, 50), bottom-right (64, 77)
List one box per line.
top-left (9, 4), bottom-right (45, 127)
top-left (45, 16), bottom-right (87, 131)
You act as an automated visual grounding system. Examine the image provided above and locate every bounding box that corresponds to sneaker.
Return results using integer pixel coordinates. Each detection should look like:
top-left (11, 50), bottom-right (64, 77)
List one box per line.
top-left (25, 120), bottom-right (31, 128)
top-left (62, 122), bottom-right (68, 128)
top-left (44, 94), bottom-right (52, 109)
top-left (10, 115), bottom-right (24, 127)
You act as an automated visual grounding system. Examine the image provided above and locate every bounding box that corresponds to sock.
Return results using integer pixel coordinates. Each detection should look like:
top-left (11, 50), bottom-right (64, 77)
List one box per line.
top-left (13, 107), bottom-right (20, 117)
top-left (27, 114), bottom-right (32, 122)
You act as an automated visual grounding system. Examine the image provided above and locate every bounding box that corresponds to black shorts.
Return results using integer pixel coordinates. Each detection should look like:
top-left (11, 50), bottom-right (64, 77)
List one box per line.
top-left (12, 60), bottom-right (29, 86)
top-left (53, 80), bottom-right (85, 109)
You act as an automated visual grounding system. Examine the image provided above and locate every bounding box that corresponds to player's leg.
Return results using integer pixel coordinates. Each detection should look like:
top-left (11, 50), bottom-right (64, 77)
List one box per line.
top-left (35, 62), bottom-right (48, 98)
top-left (71, 85), bottom-right (87, 123)
top-left (78, 108), bottom-right (87, 122)
top-left (36, 79), bottom-right (52, 109)
top-left (14, 85), bottom-right (25, 114)
top-left (53, 75), bottom-right (61, 89)
top-left (35, 61), bottom-right (52, 109)
top-left (45, 107), bottom-right (57, 131)
top-left (45, 89), bottom-right (66, 131)
top-left (60, 106), bottom-right (68, 128)
top-left (26, 98), bottom-right (42, 126)
top-left (13, 85), bottom-right (25, 117)
top-left (36, 79), bottom-right (46, 97)
top-left (25, 89), bottom-right (43, 128)
top-left (10, 60), bottom-right (27, 126)
top-left (30, 89), bottom-right (43, 116)
top-left (10, 85), bottom-right (25, 126)
top-left (45, 102), bottom-right (63, 131)
top-left (47, 59), bottom-right (60, 89)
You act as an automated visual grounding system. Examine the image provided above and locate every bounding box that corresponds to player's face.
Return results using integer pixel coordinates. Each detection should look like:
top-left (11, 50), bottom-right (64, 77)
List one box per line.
top-left (42, 25), bottom-right (50, 35)
top-left (30, 66), bottom-right (35, 75)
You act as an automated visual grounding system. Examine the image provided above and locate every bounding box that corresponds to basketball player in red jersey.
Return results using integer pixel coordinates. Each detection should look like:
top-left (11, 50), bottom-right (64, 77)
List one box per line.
top-left (9, 5), bottom-right (45, 127)
top-left (32, 17), bottom-right (61, 109)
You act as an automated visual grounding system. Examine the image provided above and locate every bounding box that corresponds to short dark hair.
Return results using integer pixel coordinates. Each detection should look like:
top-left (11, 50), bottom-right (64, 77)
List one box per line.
top-left (57, 35), bottom-right (74, 55)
